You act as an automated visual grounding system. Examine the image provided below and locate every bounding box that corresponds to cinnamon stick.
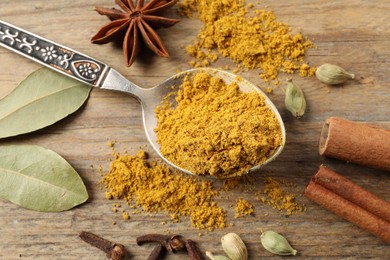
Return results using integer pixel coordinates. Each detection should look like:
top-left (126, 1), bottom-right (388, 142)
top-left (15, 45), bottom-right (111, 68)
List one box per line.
top-left (304, 166), bottom-right (390, 244)
top-left (312, 165), bottom-right (390, 223)
top-left (319, 117), bottom-right (390, 171)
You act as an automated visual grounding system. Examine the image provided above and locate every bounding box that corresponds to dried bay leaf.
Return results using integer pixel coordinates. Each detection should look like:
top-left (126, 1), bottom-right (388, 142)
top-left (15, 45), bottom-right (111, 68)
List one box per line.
top-left (0, 145), bottom-right (88, 211)
top-left (0, 68), bottom-right (92, 138)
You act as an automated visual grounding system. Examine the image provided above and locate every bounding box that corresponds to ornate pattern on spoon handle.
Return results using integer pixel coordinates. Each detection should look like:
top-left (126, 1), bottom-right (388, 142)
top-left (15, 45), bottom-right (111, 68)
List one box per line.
top-left (0, 20), bottom-right (109, 87)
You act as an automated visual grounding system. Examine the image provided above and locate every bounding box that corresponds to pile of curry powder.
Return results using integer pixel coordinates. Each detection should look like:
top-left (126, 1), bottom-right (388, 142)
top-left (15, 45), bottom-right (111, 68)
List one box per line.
top-left (155, 72), bottom-right (283, 177)
top-left (235, 198), bottom-right (254, 218)
top-left (179, 0), bottom-right (316, 84)
top-left (256, 177), bottom-right (305, 216)
top-left (100, 150), bottom-right (226, 230)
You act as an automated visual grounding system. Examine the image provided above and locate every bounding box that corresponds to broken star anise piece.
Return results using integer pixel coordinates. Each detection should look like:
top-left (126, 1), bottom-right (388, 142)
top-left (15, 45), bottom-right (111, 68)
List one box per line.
top-left (91, 0), bottom-right (179, 67)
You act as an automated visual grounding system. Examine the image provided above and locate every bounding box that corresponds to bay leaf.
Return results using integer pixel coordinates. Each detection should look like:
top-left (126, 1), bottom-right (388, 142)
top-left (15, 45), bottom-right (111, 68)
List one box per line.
top-left (0, 68), bottom-right (92, 138)
top-left (0, 145), bottom-right (88, 212)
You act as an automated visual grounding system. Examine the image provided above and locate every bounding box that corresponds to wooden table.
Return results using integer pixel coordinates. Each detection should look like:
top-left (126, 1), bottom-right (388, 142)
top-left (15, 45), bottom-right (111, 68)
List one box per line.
top-left (0, 0), bottom-right (389, 259)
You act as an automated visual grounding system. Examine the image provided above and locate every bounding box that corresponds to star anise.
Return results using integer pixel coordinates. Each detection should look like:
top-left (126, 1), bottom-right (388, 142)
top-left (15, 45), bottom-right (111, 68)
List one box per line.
top-left (91, 0), bottom-right (179, 66)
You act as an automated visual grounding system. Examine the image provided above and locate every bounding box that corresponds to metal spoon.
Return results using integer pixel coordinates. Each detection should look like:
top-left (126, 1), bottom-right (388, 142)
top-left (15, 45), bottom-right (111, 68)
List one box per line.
top-left (0, 20), bottom-right (286, 177)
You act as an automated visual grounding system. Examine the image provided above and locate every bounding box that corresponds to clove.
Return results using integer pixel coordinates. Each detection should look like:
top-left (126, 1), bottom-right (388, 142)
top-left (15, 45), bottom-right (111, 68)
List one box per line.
top-left (137, 234), bottom-right (203, 259)
top-left (185, 239), bottom-right (203, 260)
top-left (147, 244), bottom-right (164, 260)
top-left (136, 234), bottom-right (186, 253)
top-left (79, 231), bottom-right (127, 260)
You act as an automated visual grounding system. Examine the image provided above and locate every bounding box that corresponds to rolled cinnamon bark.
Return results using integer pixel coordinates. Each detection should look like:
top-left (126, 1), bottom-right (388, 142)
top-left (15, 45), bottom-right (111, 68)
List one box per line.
top-left (319, 117), bottom-right (390, 171)
top-left (313, 165), bottom-right (390, 223)
top-left (304, 166), bottom-right (390, 244)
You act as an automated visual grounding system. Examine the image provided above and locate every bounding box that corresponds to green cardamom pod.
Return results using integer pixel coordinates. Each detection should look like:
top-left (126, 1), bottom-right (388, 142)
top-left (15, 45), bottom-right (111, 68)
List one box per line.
top-left (206, 251), bottom-right (231, 260)
top-left (260, 230), bottom-right (297, 256)
top-left (284, 79), bottom-right (306, 119)
top-left (315, 63), bottom-right (355, 85)
top-left (221, 233), bottom-right (248, 260)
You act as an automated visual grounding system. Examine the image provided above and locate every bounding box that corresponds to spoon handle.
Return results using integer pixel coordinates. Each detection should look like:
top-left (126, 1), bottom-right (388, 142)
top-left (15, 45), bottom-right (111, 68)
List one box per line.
top-left (0, 20), bottom-right (147, 100)
top-left (0, 20), bottom-right (110, 87)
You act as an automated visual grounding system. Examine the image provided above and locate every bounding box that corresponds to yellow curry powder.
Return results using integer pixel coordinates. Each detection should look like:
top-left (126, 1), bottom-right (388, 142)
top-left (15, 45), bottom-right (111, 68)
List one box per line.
top-left (235, 198), bottom-right (254, 218)
top-left (155, 72), bottom-right (283, 177)
top-left (179, 0), bottom-right (316, 84)
top-left (257, 177), bottom-right (304, 216)
top-left (100, 150), bottom-right (226, 230)
top-left (223, 177), bottom-right (242, 191)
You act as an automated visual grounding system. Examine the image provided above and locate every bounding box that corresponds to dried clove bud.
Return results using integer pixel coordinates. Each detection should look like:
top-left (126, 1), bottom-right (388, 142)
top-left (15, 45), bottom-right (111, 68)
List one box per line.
top-left (137, 234), bottom-right (168, 244)
top-left (79, 231), bottom-right (127, 260)
top-left (170, 235), bottom-right (186, 252)
top-left (185, 239), bottom-right (203, 260)
top-left (260, 230), bottom-right (297, 256)
top-left (221, 233), bottom-right (248, 260)
top-left (110, 244), bottom-right (127, 260)
top-left (147, 244), bottom-right (164, 260)
top-left (136, 234), bottom-right (186, 253)
top-left (285, 79), bottom-right (306, 119)
top-left (137, 234), bottom-right (188, 259)
top-left (315, 63), bottom-right (355, 85)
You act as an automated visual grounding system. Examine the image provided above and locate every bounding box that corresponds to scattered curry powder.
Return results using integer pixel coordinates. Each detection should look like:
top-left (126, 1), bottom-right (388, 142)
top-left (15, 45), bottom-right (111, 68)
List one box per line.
top-left (257, 177), bottom-right (304, 216)
top-left (235, 198), bottom-right (254, 218)
top-left (100, 150), bottom-right (226, 230)
top-left (122, 211), bottom-right (130, 220)
top-left (223, 175), bottom-right (256, 191)
top-left (223, 177), bottom-right (242, 191)
top-left (178, 0), bottom-right (316, 84)
top-left (106, 140), bottom-right (115, 148)
top-left (155, 72), bottom-right (283, 177)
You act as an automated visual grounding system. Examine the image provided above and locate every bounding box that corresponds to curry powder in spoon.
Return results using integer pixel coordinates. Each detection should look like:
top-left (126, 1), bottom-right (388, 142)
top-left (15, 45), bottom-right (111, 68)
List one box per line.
top-left (155, 72), bottom-right (283, 177)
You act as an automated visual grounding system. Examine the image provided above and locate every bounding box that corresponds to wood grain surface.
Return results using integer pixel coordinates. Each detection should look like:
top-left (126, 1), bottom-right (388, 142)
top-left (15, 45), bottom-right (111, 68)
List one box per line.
top-left (0, 0), bottom-right (389, 259)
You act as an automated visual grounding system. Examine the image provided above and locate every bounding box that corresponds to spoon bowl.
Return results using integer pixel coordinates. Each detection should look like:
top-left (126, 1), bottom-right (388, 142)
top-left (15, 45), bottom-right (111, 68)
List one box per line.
top-left (126, 68), bottom-right (286, 178)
